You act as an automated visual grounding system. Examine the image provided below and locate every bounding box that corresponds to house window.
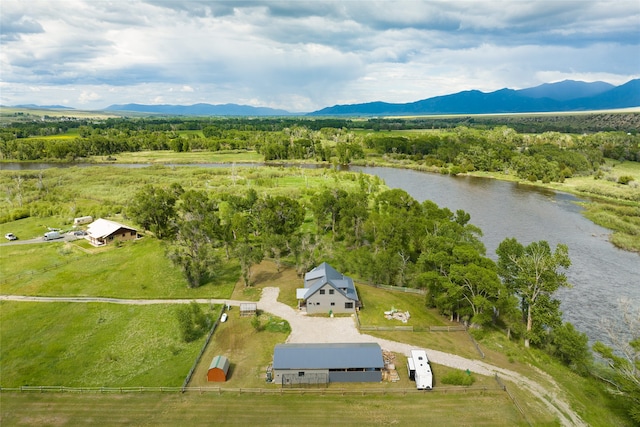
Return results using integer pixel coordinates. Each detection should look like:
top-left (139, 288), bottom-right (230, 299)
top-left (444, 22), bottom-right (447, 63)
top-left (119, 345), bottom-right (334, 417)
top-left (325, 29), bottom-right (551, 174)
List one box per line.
top-left (319, 289), bottom-right (325, 295)
top-left (345, 302), bottom-right (354, 309)
top-left (298, 371), bottom-right (305, 377)
top-left (329, 289), bottom-right (335, 295)
top-left (331, 302), bottom-right (335, 306)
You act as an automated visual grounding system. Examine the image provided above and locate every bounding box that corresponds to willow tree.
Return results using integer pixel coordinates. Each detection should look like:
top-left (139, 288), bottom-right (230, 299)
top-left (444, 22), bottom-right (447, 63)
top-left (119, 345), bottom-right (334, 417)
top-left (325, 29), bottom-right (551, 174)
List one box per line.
top-left (497, 239), bottom-right (571, 348)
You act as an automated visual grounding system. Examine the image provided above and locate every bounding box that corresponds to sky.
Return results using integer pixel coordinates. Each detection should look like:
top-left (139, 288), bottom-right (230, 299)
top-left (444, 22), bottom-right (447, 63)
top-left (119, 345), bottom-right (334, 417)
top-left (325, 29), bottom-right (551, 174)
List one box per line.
top-left (1, 0), bottom-right (639, 112)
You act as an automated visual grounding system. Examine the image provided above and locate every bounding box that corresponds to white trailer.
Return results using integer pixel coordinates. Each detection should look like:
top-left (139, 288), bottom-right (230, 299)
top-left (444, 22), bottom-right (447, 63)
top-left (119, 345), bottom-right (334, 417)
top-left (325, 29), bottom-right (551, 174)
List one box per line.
top-left (410, 349), bottom-right (433, 390)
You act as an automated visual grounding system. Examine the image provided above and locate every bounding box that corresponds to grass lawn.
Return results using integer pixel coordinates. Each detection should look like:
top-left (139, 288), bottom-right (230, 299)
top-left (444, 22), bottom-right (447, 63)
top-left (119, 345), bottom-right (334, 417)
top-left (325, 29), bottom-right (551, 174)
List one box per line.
top-left (0, 391), bottom-right (528, 426)
top-left (0, 237), bottom-right (237, 299)
top-left (188, 308), bottom-right (290, 388)
top-left (0, 301), bottom-right (217, 387)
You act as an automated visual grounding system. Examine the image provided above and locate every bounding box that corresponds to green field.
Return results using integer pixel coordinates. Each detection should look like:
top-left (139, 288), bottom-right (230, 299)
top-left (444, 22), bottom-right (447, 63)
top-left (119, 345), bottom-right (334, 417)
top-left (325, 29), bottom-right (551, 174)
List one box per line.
top-left (0, 237), bottom-right (237, 299)
top-left (0, 391), bottom-right (528, 426)
top-left (0, 301), bottom-right (214, 387)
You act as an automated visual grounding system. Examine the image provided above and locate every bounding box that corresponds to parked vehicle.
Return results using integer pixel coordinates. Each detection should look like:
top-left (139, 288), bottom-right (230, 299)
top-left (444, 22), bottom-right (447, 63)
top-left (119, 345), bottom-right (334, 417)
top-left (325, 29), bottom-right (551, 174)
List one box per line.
top-left (73, 230), bottom-right (87, 236)
top-left (5, 233), bottom-right (17, 241)
top-left (43, 231), bottom-right (62, 241)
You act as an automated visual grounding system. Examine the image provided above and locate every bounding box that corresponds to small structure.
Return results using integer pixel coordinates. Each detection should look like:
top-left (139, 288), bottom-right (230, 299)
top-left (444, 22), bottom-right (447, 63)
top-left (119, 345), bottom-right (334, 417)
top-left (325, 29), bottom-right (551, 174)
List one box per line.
top-left (73, 216), bottom-right (93, 226)
top-left (86, 218), bottom-right (137, 246)
top-left (296, 262), bottom-right (361, 314)
top-left (207, 355), bottom-right (230, 382)
top-left (239, 303), bottom-right (257, 317)
top-left (272, 342), bottom-right (384, 386)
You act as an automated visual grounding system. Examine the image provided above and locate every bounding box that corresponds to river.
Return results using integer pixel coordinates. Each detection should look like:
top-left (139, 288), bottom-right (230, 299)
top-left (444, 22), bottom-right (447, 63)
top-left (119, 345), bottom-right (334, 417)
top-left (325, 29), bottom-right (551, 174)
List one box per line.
top-left (353, 166), bottom-right (639, 345)
top-left (2, 161), bottom-right (638, 344)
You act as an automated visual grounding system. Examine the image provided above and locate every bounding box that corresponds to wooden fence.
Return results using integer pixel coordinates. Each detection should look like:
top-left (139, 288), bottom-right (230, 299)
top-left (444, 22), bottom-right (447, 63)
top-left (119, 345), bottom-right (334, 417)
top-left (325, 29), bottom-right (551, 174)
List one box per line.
top-left (1, 385), bottom-right (503, 396)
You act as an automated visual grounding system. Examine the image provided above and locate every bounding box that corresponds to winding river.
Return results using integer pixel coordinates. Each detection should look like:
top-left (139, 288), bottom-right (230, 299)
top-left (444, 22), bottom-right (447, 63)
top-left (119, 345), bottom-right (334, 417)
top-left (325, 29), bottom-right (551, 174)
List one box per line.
top-left (353, 166), bottom-right (639, 345)
top-left (2, 162), bottom-right (638, 345)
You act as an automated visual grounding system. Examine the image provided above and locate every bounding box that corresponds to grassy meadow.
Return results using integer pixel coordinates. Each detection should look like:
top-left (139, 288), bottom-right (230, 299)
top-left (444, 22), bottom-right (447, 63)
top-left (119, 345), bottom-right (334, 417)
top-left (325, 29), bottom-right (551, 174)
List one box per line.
top-left (0, 301), bottom-right (217, 387)
top-left (0, 391), bottom-right (528, 426)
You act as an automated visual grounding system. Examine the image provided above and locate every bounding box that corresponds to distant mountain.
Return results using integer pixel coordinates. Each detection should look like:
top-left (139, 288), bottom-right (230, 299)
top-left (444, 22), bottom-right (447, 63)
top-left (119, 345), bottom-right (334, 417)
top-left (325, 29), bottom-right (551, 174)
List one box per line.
top-left (516, 80), bottom-right (614, 101)
top-left (103, 103), bottom-right (293, 116)
top-left (14, 104), bottom-right (75, 110)
top-left (309, 79), bottom-right (640, 116)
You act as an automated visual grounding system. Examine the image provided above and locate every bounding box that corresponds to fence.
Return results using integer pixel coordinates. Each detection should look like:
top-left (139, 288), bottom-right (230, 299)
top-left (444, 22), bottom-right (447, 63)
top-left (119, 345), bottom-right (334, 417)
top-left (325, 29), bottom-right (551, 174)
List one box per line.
top-left (1, 385), bottom-right (504, 396)
top-left (494, 374), bottom-right (531, 427)
top-left (359, 325), bottom-right (466, 332)
top-left (181, 304), bottom-right (226, 391)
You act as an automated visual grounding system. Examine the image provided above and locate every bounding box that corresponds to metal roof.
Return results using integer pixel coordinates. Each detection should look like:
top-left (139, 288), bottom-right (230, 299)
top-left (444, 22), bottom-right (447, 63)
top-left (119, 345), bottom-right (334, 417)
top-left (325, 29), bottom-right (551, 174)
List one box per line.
top-left (273, 343), bottom-right (384, 370)
top-left (86, 218), bottom-right (136, 239)
top-left (302, 262), bottom-right (359, 302)
top-left (208, 355), bottom-right (230, 372)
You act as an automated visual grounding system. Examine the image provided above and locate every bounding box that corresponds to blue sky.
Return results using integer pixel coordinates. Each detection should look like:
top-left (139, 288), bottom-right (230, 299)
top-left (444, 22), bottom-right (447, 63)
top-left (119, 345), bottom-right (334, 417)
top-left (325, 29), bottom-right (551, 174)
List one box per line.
top-left (1, 0), bottom-right (639, 111)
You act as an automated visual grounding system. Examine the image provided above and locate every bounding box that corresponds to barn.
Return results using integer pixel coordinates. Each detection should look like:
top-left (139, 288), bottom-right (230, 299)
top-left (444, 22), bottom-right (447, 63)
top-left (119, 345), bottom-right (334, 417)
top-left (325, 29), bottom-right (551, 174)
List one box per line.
top-left (272, 343), bottom-right (384, 386)
top-left (207, 355), bottom-right (230, 382)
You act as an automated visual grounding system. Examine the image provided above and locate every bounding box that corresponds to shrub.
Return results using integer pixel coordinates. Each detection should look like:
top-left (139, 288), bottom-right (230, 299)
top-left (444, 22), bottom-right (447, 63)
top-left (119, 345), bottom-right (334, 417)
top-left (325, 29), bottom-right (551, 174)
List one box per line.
top-left (440, 369), bottom-right (476, 386)
top-left (617, 175), bottom-right (634, 185)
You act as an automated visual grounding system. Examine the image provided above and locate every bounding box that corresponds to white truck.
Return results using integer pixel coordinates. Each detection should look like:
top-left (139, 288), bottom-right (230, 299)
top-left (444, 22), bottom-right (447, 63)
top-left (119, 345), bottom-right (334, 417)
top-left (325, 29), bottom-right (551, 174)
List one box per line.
top-left (408, 349), bottom-right (433, 390)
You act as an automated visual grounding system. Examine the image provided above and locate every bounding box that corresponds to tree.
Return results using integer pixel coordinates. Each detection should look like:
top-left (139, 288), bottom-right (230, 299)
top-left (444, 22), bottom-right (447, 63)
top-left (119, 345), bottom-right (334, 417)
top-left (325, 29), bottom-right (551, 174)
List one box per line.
top-left (549, 322), bottom-right (591, 373)
top-left (235, 242), bottom-right (264, 287)
top-left (168, 190), bottom-right (221, 288)
top-left (253, 195), bottom-right (304, 236)
top-left (128, 184), bottom-right (181, 239)
top-left (497, 239), bottom-right (571, 348)
top-left (176, 302), bottom-right (212, 342)
top-left (593, 299), bottom-right (640, 423)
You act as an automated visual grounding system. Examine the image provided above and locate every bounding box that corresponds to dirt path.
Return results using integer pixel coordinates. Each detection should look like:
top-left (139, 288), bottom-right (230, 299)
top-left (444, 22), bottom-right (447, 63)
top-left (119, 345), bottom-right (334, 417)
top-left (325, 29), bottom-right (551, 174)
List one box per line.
top-left (0, 288), bottom-right (586, 426)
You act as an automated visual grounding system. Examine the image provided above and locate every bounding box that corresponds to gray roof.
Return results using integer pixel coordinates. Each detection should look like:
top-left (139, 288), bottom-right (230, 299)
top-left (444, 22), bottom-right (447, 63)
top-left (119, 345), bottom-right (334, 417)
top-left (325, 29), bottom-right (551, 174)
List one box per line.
top-left (273, 343), bottom-right (383, 370)
top-left (208, 355), bottom-right (230, 372)
top-left (303, 262), bottom-right (359, 302)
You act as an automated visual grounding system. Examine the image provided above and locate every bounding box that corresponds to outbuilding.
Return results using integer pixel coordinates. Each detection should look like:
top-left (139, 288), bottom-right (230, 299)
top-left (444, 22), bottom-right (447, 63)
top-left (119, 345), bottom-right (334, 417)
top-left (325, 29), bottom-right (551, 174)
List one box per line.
top-left (207, 355), bottom-right (230, 382)
top-left (239, 303), bottom-right (257, 317)
top-left (272, 342), bottom-right (384, 386)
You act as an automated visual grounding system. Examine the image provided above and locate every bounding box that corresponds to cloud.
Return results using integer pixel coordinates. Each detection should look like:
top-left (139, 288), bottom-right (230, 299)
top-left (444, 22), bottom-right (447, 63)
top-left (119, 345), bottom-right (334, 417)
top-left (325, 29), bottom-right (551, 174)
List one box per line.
top-left (78, 90), bottom-right (102, 104)
top-left (1, 0), bottom-right (638, 110)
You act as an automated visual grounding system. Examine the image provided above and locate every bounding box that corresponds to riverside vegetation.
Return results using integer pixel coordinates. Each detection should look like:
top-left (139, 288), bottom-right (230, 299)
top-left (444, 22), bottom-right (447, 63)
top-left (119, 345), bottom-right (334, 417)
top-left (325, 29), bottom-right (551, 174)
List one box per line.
top-left (1, 112), bottom-right (638, 425)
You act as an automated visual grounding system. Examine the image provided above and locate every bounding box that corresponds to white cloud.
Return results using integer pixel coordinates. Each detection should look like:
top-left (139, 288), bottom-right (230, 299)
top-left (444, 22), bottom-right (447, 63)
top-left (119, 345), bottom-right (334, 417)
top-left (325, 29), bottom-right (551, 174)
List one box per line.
top-left (78, 90), bottom-right (101, 104)
top-left (1, 0), bottom-right (638, 111)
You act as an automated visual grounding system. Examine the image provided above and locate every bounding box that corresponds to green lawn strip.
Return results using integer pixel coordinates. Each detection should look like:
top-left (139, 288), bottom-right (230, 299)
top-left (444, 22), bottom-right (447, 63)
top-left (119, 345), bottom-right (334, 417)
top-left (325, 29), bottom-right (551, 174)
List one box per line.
top-left (0, 238), bottom-right (237, 299)
top-left (0, 391), bottom-right (528, 426)
top-left (0, 301), bottom-right (217, 387)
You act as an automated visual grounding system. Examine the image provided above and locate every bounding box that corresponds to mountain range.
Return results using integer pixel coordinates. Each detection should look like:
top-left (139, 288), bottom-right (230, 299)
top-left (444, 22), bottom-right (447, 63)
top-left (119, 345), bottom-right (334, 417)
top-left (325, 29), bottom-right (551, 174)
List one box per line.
top-left (309, 79), bottom-right (640, 116)
top-left (11, 79), bottom-right (640, 116)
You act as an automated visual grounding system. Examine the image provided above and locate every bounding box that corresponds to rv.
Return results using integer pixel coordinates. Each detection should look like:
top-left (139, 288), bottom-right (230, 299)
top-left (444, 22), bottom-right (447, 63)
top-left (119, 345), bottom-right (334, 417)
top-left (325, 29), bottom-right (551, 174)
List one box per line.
top-left (43, 231), bottom-right (62, 241)
top-left (409, 349), bottom-right (433, 390)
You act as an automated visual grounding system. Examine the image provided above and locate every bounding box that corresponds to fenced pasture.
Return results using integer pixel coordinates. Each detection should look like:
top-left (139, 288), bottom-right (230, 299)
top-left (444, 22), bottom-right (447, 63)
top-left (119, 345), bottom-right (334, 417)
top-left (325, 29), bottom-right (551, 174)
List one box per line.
top-left (0, 388), bottom-right (532, 426)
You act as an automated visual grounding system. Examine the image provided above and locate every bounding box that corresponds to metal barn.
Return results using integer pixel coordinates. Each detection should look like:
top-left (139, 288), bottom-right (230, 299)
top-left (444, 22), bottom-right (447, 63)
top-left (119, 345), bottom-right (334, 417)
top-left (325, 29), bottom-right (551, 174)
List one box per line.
top-left (207, 355), bottom-right (230, 382)
top-left (272, 343), bottom-right (384, 386)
